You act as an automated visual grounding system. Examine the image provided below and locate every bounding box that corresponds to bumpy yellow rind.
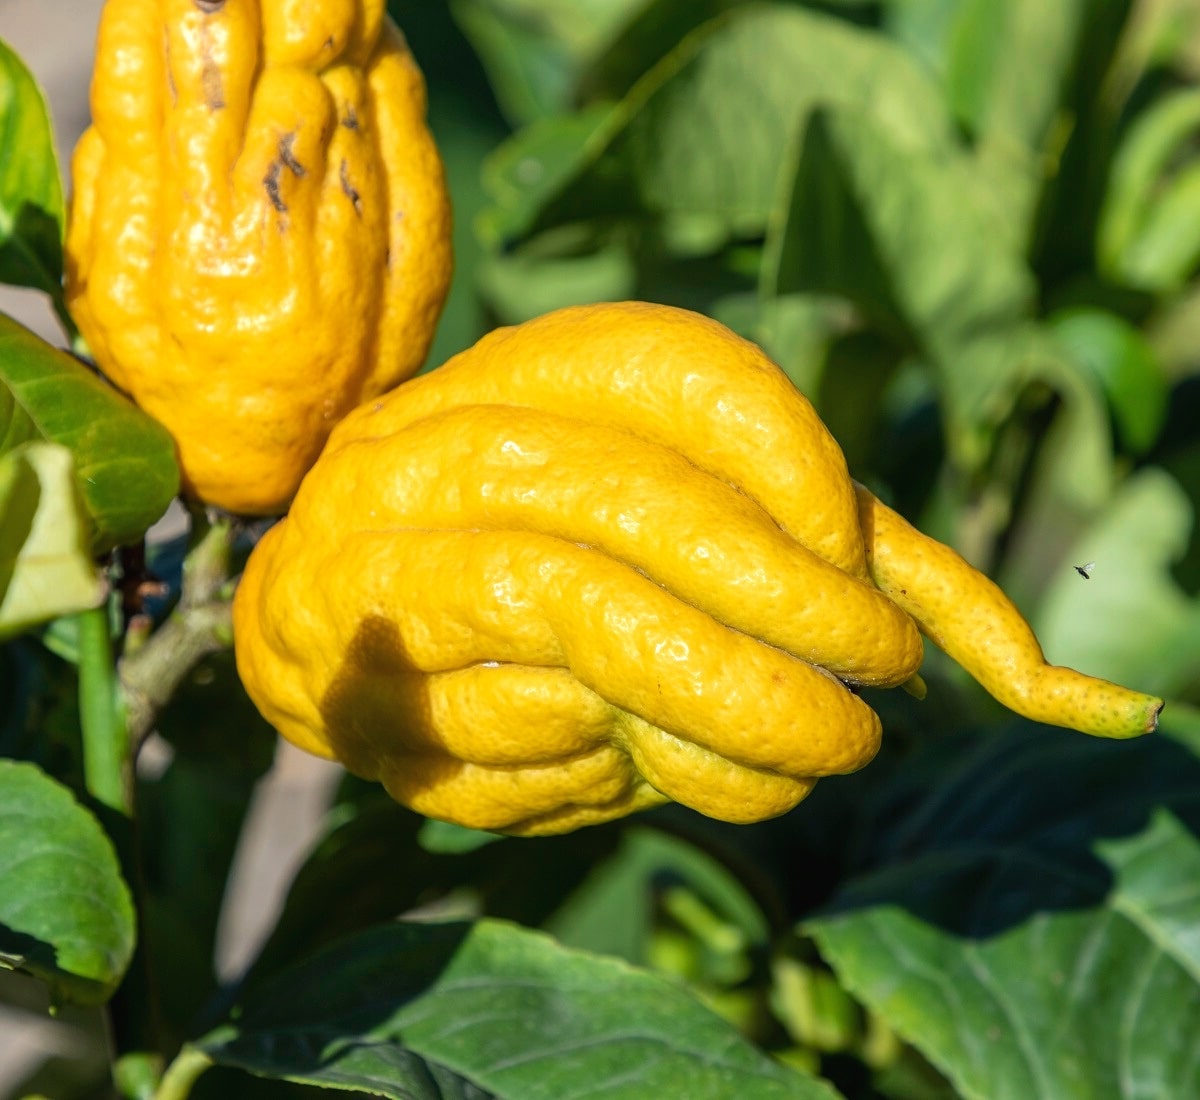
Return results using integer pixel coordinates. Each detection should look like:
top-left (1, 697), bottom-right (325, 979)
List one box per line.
top-left (66, 0), bottom-right (452, 514)
top-left (234, 301), bottom-right (1161, 836)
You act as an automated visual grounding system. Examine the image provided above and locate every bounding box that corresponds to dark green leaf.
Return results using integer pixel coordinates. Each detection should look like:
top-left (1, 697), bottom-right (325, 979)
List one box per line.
top-left (245, 795), bottom-right (620, 983)
top-left (0, 638), bottom-right (39, 756)
top-left (545, 825), bottom-right (770, 971)
top-left (0, 37), bottom-right (68, 325)
top-left (0, 313), bottom-right (179, 551)
top-left (0, 759), bottom-right (135, 1006)
top-left (807, 726), bottom-right (1200, 1100)
top-left (200, 919), bottom-right (841, 1099)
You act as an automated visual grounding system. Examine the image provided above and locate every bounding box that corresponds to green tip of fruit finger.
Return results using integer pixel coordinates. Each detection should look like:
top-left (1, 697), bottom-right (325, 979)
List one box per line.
top-left (900, 673), bottom-right (927, 701)
top-left (1128, 695), bottom-right (1164, 737)
top-left (1024, 669), bottom-right (1163, 739)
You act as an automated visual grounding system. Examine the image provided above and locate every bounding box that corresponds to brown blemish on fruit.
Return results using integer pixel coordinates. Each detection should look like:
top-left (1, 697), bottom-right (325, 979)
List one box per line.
top-left (340, 160), bottom-right (362, 216)
top-left (278, 133), bottom-right (306, 178)
top-left (264, 134), bottom-right (306, 214)
top-left (264, 162), bottom-right (286, 213)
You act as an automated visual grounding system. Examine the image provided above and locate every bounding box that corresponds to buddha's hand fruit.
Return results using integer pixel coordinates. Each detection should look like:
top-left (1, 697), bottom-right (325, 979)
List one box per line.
top-left (233, 302), bottom-right (1163, 836)
top-left (66, 0), bottom-right (452, 515)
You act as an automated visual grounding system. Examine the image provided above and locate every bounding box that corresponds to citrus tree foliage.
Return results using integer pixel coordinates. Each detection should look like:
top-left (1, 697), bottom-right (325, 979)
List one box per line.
top-left (2, 2), bottom-right (1200, 1098)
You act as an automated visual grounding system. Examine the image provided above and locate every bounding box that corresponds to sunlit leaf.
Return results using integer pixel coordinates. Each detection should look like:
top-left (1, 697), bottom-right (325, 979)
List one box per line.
top-left (481, 5), bottom-right (953, 249)
top-left (764, 104), bottom-right (1036, 472)
top-left (0, 442), bottom-right (105, 640)
top-left (1099, 88), bottom-right (1200, 290)
top-left (0, 313), bottom-right (179, 551)
top-left (199, 919), bottom-right (840, 1099)
top-left (1049, 307), bottom-right (1168, 454)
top-left (1035, 466), bottom-right (1200, 701)
top-left (451, 0), bottom-right (643, 124)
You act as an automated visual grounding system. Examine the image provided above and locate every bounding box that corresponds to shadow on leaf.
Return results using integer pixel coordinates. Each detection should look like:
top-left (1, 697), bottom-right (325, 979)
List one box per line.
top-left (816, 721), bottom-right (1200, 938)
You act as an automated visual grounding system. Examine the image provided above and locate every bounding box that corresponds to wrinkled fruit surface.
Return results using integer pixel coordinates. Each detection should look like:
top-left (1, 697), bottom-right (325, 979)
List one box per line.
top-left (66, 0), bottom-right (452, 514)
top-left (234, 302), bottom-right (1163, 835)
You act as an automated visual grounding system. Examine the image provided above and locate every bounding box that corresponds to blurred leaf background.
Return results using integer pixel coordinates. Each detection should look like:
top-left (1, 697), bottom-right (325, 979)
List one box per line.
top-left (4, 0), bottom-right (1200, 1097)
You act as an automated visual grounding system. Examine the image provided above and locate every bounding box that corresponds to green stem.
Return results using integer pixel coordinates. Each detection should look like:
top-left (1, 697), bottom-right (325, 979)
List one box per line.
top-left (153, 1047), bottom-right (213, 1100)
top-left (77, 603), bottom-right (132, 814)
top-left (77, 606), bottom-right (161, 1068)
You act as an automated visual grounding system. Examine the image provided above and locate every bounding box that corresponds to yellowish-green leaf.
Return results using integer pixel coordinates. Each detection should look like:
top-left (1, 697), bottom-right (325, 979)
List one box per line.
top-left (0, 441), bottom-right (105, 640)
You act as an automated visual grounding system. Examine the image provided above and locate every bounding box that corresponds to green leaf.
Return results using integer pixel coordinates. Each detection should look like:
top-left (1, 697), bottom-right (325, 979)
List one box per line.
top-left (476, 231), bottom-right (636, 322)
top-left (0, 759), bottom-right (136, 1006)
top-left (0, 37), bottom-right (68, 325)
top-left (1096, 807), bottom-right (1200, 970)
top-left (0, 442), bottom-right (105, 640)
top-left (1017, 336), bottom-right (1116, 512)
top-left (885, 0), bottom-right (1097, 242)
top-left (1049, 307), bottom-right (1168, 454)
top-left (452, 1), bottom-right (577, 125)
top-left (481, 4), bottom-right (953, 249)
top-left (807, 726), bottom-right (1200, 1100)
top-left (545, 825), bottom-right (770, 971)
top-left (711, 292), bottom-right (853, 401)
top-left (0, 313), bottom-right (179, 551)
top-left (245, 795), bottom-right (621, 984)
top-left (763, 104), bottom-right (1037, 471)
top-left (421, 76), bottom-right (513, 372)
top-left (199, 919), bottom-right (840, 1099)
top-left (1034, 466), bottom-right (1200, 702)
top-left (451, 0), bottom-right (644, 124)
top-left (576, 0), bottom-right (745, 102)
top-left (478, 102), bottom-right (621, 247)
top-left (417, 817), bottom-right (504, 854)
top-left (1098, 88), bottom-right (1200, 291)
top-left (1112, 162), bottom-right (1200, 291)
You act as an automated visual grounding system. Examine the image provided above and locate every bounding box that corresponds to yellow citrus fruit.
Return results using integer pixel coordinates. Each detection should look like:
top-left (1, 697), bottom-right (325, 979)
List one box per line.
top-left (65, 0), bottom-right (452, 515)
top-left (233, 301), bottom-right (1161, 835)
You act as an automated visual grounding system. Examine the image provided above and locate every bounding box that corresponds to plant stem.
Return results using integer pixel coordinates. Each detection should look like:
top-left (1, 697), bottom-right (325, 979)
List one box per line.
top-left (77, 603), bottom-right (132, 814)
top-left (99, 509), bottom-right (238, 1070)
top-left (77, 605), bottom-right (161, 1069)
top-left (120, 510), bottom-right (236, 750)
top-left (153, 1047), bottom-right (214, 1100)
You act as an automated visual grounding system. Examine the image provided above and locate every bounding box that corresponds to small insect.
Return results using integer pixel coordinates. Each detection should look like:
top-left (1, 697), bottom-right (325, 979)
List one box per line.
top-left (1074, 561), bottom-right (1097, 580)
